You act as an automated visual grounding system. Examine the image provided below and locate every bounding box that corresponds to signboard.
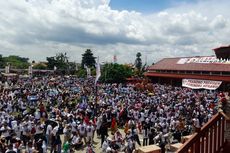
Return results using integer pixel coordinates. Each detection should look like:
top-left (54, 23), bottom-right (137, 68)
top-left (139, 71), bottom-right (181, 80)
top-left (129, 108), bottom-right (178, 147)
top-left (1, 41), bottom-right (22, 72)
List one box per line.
top-left (182, 79), bottom-right (222, 90)
top-left (177, 56), bottom-right (230, 64)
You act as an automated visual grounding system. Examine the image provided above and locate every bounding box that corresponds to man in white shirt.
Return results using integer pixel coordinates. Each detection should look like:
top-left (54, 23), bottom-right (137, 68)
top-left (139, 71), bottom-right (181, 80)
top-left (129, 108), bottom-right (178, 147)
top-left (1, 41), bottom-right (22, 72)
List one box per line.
top-left (0, 122), bottom-right (11, 144)
top-left (71, 132), bottom-right (83, 149)
top-left (78, 122), bottom-right (86, 144)
top-left (86, 122), bottom-right (95, 143)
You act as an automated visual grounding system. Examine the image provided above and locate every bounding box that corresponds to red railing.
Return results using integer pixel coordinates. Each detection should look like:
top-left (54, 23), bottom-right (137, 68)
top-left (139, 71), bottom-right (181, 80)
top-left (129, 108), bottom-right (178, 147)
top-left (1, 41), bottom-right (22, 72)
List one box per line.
top-left (177, 112), bottom-right (228, 153)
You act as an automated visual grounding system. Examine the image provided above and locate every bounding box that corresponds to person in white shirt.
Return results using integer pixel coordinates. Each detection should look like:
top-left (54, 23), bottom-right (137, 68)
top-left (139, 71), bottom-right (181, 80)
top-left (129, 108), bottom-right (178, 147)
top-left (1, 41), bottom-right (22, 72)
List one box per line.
top-left (96, 116), bottom-right (102, 137)
top-left (86, 122), bottom-right (95, 143)
top-left (102, 139), bottom-right (109, 153)
top-left (71, 132), bottom-right (83, 149)
top-left (34, 109), bottom-right (41, 121)
top-left (63, 124), bottom-right (71, 145)
top-left (70, 121), bottom-right (76, 132)
top-left (78, 122), bottom-right (86, 144)
top-left (0, 122), bottom-right (11, 144)
top-left (13, 122), bottom-right (21, 138)
top-left (46, 124), bottom-right (53, 147)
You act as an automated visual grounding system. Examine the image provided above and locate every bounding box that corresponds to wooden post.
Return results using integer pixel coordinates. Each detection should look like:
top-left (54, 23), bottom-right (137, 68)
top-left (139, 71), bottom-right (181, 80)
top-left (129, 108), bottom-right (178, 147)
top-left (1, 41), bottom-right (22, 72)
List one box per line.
top-left (214, 124), bottom-right (217, 152)
top-left (201, 134), bottom-right (204, 153)
top-left (218, 119), bottom-right (221, 151)
top-left (210, 126), bottom-right (213, 153)
top-left (222, 117), bottom-right (225, 147)
top-left (205, 129), bottom-right (209, 153)
top-left (195, 128), bottom-right (201, 153)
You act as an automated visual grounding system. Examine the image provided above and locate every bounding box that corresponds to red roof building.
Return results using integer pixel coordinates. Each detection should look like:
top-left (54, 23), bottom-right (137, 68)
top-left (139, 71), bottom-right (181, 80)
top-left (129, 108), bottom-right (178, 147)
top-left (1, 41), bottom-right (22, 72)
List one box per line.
top-left (145, 46), bottom-right (230, 90)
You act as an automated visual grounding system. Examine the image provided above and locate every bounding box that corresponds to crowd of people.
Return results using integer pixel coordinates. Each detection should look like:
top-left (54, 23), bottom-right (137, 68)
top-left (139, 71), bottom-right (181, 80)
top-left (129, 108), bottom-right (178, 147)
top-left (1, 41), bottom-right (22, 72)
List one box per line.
top-left (0, 75), bottom-right (228, 153)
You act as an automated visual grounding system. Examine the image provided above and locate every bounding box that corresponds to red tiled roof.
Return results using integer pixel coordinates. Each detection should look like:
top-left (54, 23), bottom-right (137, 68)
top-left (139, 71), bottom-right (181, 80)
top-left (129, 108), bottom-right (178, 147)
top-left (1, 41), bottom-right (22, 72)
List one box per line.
top-left (148, 57), bottom-right (230, 72)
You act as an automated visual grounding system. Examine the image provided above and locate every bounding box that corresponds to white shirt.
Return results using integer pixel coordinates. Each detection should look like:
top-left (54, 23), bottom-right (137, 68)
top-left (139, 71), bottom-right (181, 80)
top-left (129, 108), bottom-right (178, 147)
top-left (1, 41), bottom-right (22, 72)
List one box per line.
top-left (72, 135), bottom-right (80, 144)
top-left (35, 111), bottom-right (41, 120)
top-left (46, 124), bottom-right (53, 135)
top-left (0, 126), bottom-right (11, 137)
top-left (86, 125), bottom-right (94, 137)
top-left (96, 118), bottom-right (102, 130)
top-left (78, 124), bottom-right (86, 135)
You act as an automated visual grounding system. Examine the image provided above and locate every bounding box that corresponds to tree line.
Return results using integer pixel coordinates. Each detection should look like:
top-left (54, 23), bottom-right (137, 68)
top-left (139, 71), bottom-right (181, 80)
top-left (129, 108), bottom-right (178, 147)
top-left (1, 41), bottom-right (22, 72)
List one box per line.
top-left (0, 49), bottom-right (147, 83)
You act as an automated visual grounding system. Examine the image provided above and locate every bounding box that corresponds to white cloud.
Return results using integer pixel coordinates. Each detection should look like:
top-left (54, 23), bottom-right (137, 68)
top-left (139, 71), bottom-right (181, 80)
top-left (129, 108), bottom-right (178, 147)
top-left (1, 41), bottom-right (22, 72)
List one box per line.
top-left (0, 0), bottom-right (229, 64)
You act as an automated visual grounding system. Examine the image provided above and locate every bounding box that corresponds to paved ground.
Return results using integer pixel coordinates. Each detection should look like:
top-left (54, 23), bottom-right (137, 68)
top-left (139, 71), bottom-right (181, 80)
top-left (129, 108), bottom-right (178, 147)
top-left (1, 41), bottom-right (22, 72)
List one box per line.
top-left (73, 128), bottom-right (142, 153)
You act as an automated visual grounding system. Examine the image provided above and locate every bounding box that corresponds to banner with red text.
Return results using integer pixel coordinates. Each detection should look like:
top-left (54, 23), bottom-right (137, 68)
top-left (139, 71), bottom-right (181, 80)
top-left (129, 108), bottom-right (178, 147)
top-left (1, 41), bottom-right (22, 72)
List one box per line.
top-left (182, 79), bottom-right (222, 90)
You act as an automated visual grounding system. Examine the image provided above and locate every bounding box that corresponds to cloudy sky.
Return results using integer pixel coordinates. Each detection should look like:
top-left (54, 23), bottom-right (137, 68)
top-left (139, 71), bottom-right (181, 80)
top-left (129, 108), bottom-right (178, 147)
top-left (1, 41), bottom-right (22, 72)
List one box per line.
top-left (0, 0), bottom-right (229, 64)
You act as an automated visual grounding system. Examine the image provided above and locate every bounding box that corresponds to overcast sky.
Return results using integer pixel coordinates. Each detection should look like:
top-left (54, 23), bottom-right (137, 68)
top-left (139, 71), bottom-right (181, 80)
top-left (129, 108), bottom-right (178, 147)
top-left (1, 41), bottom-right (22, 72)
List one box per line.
top-left (0, 0), bottom-right (229, 64)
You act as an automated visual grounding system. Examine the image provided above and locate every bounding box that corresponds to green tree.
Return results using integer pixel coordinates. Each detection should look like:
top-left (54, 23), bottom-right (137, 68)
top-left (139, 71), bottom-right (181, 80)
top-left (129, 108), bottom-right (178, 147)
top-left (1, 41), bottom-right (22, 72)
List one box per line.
top-left (76, 68), bottom-right (87, 78)
top-left (46, 52), bottom-right (69, 70)
top-left (68, 62), bottom-right (78, 74)
top-left (100, 63), bottom-right (133, 83)
top-left (135, 52), bottom-right (142, 73)
top-left (3, 55), bottom-right (30, 69)
top-left (0, 54), bottom-right (5, 68)
top-left (81, 49), bottom-right (96, 68)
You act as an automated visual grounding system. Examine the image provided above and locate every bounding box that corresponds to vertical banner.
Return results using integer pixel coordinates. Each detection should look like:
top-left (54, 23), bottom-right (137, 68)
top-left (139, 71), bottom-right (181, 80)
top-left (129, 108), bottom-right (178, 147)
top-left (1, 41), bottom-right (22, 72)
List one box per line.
top-left (84, 64), bottom-right (91, 78)
top-left (95, 57), bottom-right (101, 85)
top-left (5, 65), bottom-right (10, 73)
top-left (28, 65), bottom-right (33, 75)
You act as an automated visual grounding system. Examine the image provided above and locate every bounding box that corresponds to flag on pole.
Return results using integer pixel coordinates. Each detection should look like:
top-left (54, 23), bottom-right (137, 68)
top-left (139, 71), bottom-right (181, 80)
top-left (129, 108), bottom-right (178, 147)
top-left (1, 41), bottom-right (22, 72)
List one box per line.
top-left (84, 64), bottom-right (91, 78)
top-left (95, 57), bottom-right (101, 85)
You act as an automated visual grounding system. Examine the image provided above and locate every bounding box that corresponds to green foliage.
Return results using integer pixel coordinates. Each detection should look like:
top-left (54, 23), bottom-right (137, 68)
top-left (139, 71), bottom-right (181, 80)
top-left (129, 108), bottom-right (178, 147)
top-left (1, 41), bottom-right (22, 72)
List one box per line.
top-left (81, 49), bottom-right (96, 68)
top-left (3, 55), bottom-right (30, 69)
top-left (68, 62), bottom-right (78, 74)
top-left (0, 55), bottom-right (5, 68)
top-left (100, 63), bottom-right (133, 83)
top-left (135, 52), bottom-right (142, 72)
top-left (76, 68), bottom-right (87, 78)
top-left (46, 52), bottom-right (69, 70)
top-left (91, 67), bottom-right (96, 76)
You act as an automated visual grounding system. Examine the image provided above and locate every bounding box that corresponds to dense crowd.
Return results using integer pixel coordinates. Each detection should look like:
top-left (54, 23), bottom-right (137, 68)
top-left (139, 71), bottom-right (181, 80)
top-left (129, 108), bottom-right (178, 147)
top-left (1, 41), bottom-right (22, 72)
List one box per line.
top-left (0, 75), bottom-right (227, 153)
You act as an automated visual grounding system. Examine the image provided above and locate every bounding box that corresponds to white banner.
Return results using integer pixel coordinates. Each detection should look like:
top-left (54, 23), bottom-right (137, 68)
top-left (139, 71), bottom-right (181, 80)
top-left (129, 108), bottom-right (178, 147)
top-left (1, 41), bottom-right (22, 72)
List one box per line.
top-left (182, 79), bottom-right (222, 90)
top-left (177, 56), bottom-right (230, 64)
top-left (95, 57), bottom-right (101, 85)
